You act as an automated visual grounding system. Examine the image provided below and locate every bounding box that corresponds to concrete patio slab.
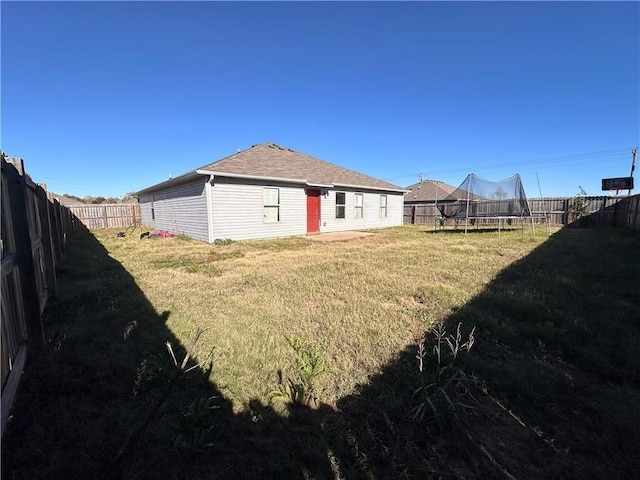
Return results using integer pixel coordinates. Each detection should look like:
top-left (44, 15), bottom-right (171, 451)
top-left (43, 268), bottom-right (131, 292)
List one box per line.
top-left (306, 231), bottom-right (375, 242)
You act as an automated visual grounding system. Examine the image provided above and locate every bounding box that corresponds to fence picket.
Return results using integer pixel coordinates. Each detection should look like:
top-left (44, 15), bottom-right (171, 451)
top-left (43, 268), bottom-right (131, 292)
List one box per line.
top-left (1, 154), bottom-right (69, 436)
top-left (404, 195), bottom-right (640, 230)
top-left (64, 204), bottom-right (141, 230)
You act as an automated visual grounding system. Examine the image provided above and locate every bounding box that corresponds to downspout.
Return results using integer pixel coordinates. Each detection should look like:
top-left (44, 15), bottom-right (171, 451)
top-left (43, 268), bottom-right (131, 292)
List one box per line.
top-left (205, 175), bottom-right (215, 243)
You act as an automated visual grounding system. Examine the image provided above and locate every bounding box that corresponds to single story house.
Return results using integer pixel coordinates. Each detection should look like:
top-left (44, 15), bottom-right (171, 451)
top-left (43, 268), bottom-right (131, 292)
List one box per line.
top-left (404, 179), bottom-right (458, 205)
top-left (135, 142), bottom-right (406, 242)
top-left (403, 179), bottom-right (461, 225)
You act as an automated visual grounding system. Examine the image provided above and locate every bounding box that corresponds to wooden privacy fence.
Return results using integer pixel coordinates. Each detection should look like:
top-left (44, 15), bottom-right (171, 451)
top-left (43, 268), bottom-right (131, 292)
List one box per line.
top-left (404, 195), bottom-right (640, 230)
top-left (528, 196), bottom-right (639, 227)
top-left (606, 194), bottom-right (640, 230)
top-left (1, 154), bottom-right (71, 435)
top-left (65, 203), bottom-right (140, 230)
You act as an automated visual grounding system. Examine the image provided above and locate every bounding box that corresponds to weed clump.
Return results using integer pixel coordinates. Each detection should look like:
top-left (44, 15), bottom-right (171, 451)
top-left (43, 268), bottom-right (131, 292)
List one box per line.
top-left (271, 335), bottom-right (333, 407)
top-left (213, 238), bottom-right (235, 246)
top-left (107, 329), bottom-right (219, 477)
top-left (412, 322), bottom-right (480, 431)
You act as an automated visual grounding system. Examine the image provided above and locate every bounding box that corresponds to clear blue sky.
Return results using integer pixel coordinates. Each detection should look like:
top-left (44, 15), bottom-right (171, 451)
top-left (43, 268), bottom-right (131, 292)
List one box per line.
top-left (2, 1), bottom-right (638, 199)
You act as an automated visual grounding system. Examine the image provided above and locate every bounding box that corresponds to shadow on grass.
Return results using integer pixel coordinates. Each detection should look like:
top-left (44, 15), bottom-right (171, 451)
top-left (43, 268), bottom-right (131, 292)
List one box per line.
top-left (1, 230), bottom-right (232, 479)
top-left (3, 227), bottom-right (639, 479)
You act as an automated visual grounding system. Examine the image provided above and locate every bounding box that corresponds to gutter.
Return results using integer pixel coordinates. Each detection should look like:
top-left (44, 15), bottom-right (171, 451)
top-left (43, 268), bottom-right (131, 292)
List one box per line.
top-left (305, 182), bottom-right (334, 188)
top-left (135, 170), bottom-right (200, 196)
top-left (196, 169), bottom-right (309, 186)
top-left (201, 171), bottom-right (407, 193)
top-left (332, 182), bottom-right (409, 194)
top-left (138, 169), bottom-right (407, 195)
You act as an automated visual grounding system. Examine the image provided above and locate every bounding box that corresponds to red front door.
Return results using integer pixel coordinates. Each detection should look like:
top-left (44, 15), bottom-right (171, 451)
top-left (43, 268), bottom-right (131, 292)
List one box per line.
top-left (306, 189), bottom-right (321, 234)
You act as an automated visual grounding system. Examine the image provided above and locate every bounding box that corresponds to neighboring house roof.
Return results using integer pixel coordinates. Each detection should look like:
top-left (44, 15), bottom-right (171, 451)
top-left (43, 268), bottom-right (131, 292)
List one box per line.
top-left (404, 180), bottom-right (458, 202)
top-left (137, 142), bottom-right (405, 195)
top-left (55, 195), bottom-right (85, 206)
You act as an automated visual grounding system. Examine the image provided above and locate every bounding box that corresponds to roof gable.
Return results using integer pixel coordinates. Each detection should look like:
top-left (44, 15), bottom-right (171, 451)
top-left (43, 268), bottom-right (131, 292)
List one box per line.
top-left (404, 179), bottom-right (458, 202)
top-left (200, 142), bottom-right (402, 191)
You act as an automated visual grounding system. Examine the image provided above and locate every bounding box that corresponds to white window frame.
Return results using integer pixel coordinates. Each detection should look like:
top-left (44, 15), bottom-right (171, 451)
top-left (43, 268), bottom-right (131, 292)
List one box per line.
top-left (335, 191), bottom-right (346, 219)
top-left (263, 187), bottom-right (280, 223)
top-left (354, 193), bottom-right (363, 219)
top-left (379, 194), bottom-right (388, 218)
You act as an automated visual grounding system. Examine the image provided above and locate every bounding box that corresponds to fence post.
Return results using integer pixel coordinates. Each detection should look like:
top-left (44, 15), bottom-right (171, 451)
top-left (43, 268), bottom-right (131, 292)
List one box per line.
top-left (4, 159), bottom-right (46, 355)
top-left (48, 194), bottom-right (64, 264)
top-left (36, 186), bottom-right (57, 299)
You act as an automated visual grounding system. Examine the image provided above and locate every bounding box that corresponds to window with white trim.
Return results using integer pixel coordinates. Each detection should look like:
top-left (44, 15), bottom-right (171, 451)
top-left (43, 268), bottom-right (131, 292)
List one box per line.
top-left (354, 193), bottom-right (363, 218)
top-left (263, 187), bottom-right (280, 222)
top-left (379, 195), bottom-right (388, 218)
top-left (335, 192), bottom-right (345, 219)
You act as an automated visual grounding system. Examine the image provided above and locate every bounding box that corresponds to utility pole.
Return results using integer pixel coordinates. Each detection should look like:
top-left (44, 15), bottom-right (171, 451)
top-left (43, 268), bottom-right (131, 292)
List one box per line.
top-left (629, 148), bottom-right (637, 197)
top-left (418, 173), bottom-right (424, 182)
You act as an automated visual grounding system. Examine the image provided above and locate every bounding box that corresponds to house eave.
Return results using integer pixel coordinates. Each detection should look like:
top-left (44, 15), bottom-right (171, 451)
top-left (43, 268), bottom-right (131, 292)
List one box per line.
top-left (197, 169), bottom-right (310, 186)
top-left (135, 170), bottom-right (200, 196)
top-left (198, 171), bottom-right (401, 192)
top-left (333, 182), bottom-right (409, 194)
top-left (138, 169), bottom-right (407, 195)
top-left (305, 182), bottom-right (334, 188)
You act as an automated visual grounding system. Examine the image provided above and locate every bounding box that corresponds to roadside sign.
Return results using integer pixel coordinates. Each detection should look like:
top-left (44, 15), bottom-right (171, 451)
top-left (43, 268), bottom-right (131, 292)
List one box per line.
top-left (602, 177), bottom-right (634, 191)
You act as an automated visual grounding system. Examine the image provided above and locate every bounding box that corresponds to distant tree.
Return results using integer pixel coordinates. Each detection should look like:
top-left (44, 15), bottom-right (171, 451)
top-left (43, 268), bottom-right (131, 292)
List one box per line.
top-left (65, 194), bottom-right (138, 204)
top-left (62, 193), bottom-right (84, 203)
top-left (572, 186), bottom-right (589, 224)
top-left (121, 192), bottom-right (139, 204)
top-left (492, 187), bottom-right (508, 200)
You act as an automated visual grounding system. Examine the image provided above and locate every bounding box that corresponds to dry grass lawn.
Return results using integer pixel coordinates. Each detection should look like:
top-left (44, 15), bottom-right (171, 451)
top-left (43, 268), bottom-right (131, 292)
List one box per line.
top-left (103, 225), bottom-right (545, 410)
top-left (3, 223), bottom-right (639, 480)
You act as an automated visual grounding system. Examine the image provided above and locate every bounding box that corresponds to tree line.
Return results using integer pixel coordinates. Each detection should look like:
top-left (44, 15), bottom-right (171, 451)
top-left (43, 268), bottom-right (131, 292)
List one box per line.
top-left (60, 192), bottom-right (138, 204)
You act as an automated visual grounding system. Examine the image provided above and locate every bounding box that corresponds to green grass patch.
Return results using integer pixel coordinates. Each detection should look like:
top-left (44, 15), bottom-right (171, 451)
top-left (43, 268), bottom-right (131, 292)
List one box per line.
top-left (149, 250), bottom-right (244, 275)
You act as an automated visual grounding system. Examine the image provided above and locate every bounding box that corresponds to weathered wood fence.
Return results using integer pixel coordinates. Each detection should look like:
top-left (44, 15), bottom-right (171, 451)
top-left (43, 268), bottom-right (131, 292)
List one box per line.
top-left (1, 154), bottom-right (73, 435)
top-left (65, 203), bottom-right (141, 230)
top-left (404, 195), bottom-right (640, 230)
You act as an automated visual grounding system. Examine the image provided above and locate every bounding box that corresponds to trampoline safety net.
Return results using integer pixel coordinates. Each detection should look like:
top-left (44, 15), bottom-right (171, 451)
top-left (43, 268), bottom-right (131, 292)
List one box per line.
top-left (437, 174), bottom-right (531, 219)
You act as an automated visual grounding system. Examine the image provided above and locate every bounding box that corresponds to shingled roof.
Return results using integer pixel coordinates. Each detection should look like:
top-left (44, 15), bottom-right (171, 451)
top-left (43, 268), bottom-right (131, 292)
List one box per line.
top-left (137, 142), bottom-right (405, 195)
top-left (404, 179), bottom-right (458, 202)
top-left (199, 142), bottom-right (403, 191)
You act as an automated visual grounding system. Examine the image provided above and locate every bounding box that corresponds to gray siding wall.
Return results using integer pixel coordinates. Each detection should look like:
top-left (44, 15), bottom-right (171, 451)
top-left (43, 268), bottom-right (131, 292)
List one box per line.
top-left (140, 178), bottom-right (404, 243)
top-left (320, 189), bottom-right (404, 232)
top-left (209, 179), bottom-right (307, 241)
top-left (139, 194), bottom-right (153, 226)
top-left (138, 179), bottom-right (209, 242)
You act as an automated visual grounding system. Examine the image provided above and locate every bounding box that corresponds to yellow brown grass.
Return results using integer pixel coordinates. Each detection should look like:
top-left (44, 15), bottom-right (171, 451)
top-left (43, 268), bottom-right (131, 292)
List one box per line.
top-left (99, 225), bottom-right (552, 410)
